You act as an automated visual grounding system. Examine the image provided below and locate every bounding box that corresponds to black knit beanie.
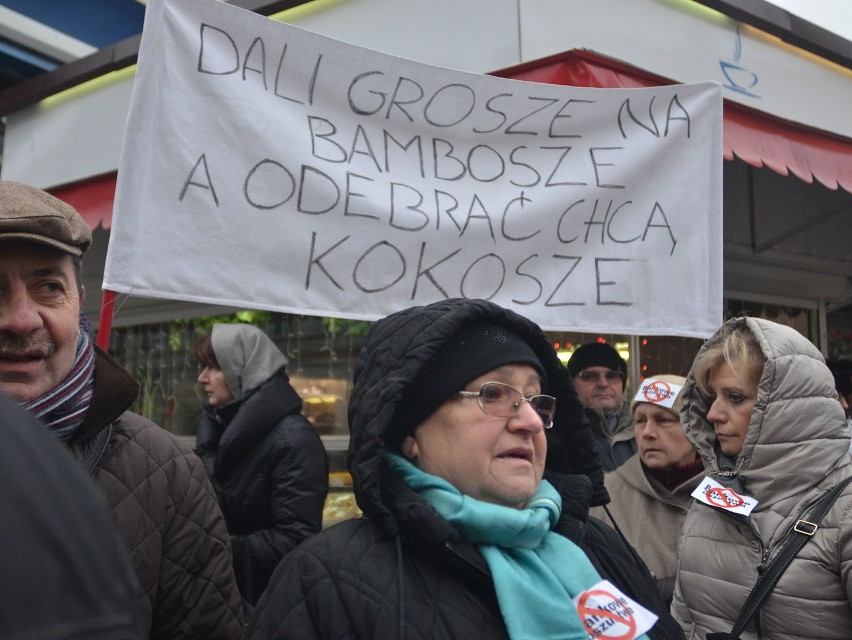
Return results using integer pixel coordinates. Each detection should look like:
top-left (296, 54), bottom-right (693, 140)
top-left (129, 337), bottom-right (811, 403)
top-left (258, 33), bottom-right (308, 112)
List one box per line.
top-left (566, 342), bottom-right (627, 378)
top-left (387, 323), bottom-right (546, 448)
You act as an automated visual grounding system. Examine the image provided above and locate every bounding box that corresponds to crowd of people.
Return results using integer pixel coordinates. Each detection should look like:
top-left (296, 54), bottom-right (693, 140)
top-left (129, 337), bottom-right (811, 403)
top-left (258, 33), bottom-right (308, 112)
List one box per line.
top-left (2, 179), bottom-right (851, 639)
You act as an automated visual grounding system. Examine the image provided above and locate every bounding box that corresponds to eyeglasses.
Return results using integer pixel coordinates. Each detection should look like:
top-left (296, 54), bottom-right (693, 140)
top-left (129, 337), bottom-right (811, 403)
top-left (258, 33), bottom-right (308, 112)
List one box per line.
top-left (575, 369), bottom-right (625, 383)
top-left (458, 382), bottom-right (556, 429)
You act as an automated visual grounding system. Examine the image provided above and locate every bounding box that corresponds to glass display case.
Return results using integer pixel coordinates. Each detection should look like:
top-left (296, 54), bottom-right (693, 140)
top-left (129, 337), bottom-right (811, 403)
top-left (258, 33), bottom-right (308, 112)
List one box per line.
top-left (290, 376), bottom-right (360, 527)
top-left (292, 376), bottom-right (350, 436)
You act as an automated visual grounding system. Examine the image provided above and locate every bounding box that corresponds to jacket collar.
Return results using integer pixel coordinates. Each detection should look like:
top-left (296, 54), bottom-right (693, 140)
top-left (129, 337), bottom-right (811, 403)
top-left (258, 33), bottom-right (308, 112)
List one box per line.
top-left (71, 345), bottom-right (139, 444)
top-left (211, 373), bottom-right (303, 470)
top-left (587, 400), bottom-right (634, 443)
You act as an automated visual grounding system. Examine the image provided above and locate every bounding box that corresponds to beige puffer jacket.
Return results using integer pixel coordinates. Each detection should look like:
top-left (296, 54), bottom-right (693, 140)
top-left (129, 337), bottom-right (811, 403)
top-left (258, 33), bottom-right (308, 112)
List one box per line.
top-left (592, 453), bottom-right (703, 603)
top-left (671, 317), bottom-right (852, 640)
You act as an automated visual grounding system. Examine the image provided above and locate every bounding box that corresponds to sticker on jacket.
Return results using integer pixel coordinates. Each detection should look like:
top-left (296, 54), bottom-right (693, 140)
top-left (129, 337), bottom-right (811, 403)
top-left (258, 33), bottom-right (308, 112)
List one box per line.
top-left (691, 476), bottom-right (758, 516)
top-left (572, 579), bottom-right (658, 639)
top-left (632, 378), bottom-right (683, 409)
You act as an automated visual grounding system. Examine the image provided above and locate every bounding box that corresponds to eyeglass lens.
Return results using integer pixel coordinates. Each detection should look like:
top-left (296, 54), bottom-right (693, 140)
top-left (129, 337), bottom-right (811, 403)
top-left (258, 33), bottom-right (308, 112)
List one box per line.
top-left (478, 382), bottom-right (556, 427)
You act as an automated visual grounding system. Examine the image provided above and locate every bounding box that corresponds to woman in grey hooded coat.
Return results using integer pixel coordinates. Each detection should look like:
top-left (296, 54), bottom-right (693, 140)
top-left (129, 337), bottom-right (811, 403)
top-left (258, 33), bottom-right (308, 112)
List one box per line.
top-left (672, 316), bottom-right (852, 639)
top-left (195, 323), bottom-right (329, 607)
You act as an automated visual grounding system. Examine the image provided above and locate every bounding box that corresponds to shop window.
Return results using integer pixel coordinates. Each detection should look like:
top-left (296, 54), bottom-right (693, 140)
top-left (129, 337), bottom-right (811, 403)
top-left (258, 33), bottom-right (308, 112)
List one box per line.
top-left (637, 336), bottom-right (704, 381)
top-left (827, 302), bottom-right (852, 361)
top-left (725, 299), bottom-right (817, 343)
top-left (105, 311), bottom-right (370, 527)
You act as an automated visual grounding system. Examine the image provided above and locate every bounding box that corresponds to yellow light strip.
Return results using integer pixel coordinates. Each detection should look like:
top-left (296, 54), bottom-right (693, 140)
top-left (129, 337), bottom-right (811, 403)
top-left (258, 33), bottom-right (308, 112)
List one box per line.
top-left (38, 65), bottom-right (137, 111)
top-left (269, 0), bottom-right (350, 23)
top-left (656, 0), bottom-right (730, 26)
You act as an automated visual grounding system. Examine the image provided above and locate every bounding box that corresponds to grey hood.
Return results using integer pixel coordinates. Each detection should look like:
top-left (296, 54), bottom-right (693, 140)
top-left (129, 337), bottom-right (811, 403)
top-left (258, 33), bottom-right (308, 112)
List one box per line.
top-left (680, 316), bottom-right (850, 507)
top-left (212, 323), bottom-right (288, 399)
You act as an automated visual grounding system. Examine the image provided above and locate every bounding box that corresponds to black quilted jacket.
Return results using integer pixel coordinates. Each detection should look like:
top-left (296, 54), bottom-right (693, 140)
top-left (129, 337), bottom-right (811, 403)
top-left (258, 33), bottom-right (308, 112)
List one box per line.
top-left (196, 373), bottom-right (329, 606)
top-left (247, 299), bottom-right (684, 640)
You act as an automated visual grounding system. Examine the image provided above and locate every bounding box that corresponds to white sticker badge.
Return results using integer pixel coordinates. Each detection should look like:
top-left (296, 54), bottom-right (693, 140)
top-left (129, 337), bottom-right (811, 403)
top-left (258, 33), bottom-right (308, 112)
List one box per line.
top-left (632, 379), bottom-right (683, 410)
top-left (691, 476), bottom-right (758, 516)
top-left (573, 579), bottom-right (658, 640)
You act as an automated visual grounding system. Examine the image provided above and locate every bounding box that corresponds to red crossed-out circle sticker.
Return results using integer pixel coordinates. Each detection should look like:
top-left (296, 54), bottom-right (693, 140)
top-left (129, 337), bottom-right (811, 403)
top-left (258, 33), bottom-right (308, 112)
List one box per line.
top-left (577, 589), bottom-right (638, 640)
top-left (641, 380), bottom-right (672, 404)
top-left (705, 486), bottom-right (745, 509)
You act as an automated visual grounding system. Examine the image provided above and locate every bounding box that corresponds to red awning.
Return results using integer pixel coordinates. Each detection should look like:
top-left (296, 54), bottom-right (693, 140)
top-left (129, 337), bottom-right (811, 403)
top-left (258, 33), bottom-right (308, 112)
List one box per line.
top-left (50, 172), bottom-right (117, 230)
top-left (494, 50), bottom-right (852, 194)
top-left (53, 50), bottom-right (852, 230)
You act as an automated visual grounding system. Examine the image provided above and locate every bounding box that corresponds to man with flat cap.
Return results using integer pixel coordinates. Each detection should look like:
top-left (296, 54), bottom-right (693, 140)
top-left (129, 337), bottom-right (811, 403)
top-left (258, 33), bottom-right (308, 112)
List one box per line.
top-left (567, 342), bottom-right (637, 471)
top-left (0, 181), bottom-right (243, 639)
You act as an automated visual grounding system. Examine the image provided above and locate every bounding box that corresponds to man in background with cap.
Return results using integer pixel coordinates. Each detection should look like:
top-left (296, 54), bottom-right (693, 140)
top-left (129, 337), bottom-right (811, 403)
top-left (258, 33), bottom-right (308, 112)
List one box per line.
top-left (567, 342), bottom-right (637, 470)
top-left (0, 181), bottom-right (243, 639)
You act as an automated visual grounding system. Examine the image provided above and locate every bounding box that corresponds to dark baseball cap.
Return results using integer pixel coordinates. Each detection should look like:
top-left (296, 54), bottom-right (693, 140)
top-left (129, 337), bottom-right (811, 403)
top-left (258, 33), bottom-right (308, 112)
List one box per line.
top-left (0, 181), bottom-right (91, 256)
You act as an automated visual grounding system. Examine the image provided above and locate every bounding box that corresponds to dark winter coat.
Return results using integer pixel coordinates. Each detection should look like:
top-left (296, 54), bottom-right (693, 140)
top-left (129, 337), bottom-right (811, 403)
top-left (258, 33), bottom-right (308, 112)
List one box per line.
top-left (68, 347), bottom-right (244, 640)
top-left (247, 299), bottom-right (684, 640)
top-left (585, 400), bottom-right (637, 471)
top-left (0, 392), bottom-right (144, 640)
top-left (197, 373), bottom-right (329, 605)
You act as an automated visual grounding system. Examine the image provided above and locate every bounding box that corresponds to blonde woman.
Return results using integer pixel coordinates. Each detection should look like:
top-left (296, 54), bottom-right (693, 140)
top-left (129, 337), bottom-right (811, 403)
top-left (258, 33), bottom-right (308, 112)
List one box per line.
top-left (672, 317), bottom-right (852, 639)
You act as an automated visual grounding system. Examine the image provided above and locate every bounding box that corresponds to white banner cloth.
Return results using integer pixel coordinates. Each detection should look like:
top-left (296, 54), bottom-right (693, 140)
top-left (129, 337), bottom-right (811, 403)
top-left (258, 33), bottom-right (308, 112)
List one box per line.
top-left (104, 0), bottom-right (723, 336)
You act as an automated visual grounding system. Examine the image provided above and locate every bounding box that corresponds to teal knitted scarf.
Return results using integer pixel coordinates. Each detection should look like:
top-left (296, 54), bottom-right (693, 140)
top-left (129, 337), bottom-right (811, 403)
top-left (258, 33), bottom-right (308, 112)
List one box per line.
top-left (386, 453), bottom-right (650, 640)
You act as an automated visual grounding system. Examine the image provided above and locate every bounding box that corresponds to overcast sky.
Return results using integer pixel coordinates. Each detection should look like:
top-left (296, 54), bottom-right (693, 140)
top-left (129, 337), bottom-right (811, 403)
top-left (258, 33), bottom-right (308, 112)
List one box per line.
top-left (767, 0), bottom-right (852, 42)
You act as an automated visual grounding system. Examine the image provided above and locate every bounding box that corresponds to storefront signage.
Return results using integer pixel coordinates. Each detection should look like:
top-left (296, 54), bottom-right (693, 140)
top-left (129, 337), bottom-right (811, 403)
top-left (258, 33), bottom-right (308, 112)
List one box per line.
top-left (104, 0), bottom-right (723, 336)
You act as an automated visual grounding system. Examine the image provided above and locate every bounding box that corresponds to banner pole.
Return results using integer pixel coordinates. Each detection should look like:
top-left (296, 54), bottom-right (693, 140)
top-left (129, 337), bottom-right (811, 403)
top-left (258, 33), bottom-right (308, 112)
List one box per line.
top-left (97, 290), bottom-right (117, 350)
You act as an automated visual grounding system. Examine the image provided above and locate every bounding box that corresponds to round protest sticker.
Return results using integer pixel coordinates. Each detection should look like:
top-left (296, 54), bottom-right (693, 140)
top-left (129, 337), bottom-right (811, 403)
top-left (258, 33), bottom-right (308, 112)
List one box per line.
top-left (705, 486), bottom-right (745, 509)
top-left (577, 588), bottom-right (638, 640)
top-left (641, 380), bottom-right (672, 404)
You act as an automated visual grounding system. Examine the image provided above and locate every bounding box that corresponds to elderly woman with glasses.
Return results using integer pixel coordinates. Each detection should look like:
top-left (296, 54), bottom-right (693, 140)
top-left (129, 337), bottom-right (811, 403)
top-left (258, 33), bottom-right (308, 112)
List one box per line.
top-left (247, 299), bottom-right (683, 640)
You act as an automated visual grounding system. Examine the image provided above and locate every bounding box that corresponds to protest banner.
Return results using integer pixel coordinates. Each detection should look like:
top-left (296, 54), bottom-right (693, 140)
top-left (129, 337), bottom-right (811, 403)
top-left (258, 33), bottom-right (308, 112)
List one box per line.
top-left (103, 0), bottom-right (723, 336)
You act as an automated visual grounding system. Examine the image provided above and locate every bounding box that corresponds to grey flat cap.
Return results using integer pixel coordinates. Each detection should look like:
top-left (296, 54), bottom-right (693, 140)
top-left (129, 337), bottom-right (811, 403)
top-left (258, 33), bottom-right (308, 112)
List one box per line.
top-left (0, 181), bottom-right (92, 256)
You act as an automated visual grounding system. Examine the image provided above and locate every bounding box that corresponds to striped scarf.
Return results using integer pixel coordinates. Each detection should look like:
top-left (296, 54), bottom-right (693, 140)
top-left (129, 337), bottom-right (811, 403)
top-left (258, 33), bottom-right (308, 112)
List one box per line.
top-left (22, 325), bottom-right (95, 442)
